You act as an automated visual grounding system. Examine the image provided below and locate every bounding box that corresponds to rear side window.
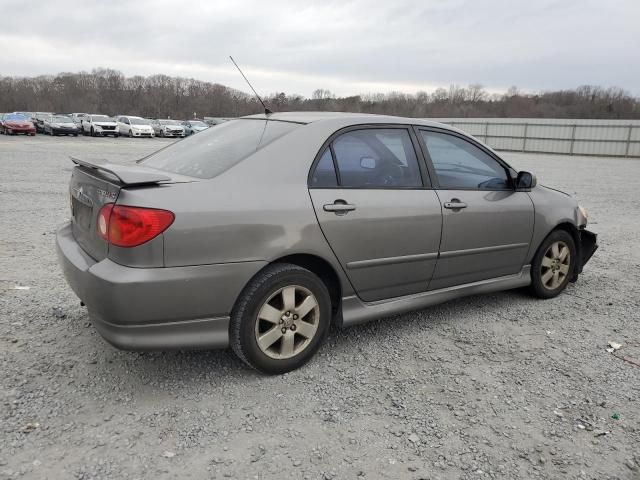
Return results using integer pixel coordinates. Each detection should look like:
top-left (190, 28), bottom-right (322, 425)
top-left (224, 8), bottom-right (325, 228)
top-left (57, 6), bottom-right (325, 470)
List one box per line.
top-left (142, 119), bottom-right (300, 179)
top-left (311, 149), bottom-right (338, 187)
top-left (330, 129), bottom-right (422, 188)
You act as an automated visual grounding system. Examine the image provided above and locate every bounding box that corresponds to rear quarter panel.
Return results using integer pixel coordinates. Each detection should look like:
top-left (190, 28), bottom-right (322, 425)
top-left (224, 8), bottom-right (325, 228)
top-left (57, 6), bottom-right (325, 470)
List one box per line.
top-left (120, 121), bottom-right (364, 297)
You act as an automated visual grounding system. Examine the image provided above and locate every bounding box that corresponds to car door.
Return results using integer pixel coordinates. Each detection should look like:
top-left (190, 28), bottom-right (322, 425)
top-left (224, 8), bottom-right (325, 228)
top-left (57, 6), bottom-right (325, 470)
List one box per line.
top-left (309, 126), bottom-right (442, 302)
top-left (416, 128), bottom-right (534, 290)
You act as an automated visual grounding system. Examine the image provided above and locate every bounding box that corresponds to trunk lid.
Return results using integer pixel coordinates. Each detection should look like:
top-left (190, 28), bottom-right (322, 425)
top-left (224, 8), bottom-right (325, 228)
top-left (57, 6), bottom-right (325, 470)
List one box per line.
top-left (68, 157), bottom-right (194, 261)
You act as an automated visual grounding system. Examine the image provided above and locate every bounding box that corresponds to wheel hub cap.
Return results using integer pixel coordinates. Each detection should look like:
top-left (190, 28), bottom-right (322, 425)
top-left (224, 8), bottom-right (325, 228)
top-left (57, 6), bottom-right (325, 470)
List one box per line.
top-left (255, 285), bottom-right (320, 360)
top-left (540, 240), bottom-right (571, 290)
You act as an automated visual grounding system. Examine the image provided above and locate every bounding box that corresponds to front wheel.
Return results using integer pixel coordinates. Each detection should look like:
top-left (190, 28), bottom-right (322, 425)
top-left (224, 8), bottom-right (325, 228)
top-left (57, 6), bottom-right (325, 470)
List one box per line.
top-left (230, 263), bottom-right (332, 374)
top-left (530, 230), bottom-right (576, 299)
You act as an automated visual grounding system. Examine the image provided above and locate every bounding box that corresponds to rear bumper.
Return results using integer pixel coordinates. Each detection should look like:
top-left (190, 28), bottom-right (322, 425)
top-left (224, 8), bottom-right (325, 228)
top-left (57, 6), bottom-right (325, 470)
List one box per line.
top-left (576, 229), bottom-right (598, 275)
top-left (5, 126), bottom-right (35, 133)
top-left (52, 128), bottom-right (79, 135)
top-left (93, 129), bottom-right (118, 136)
top-left (56, 222), bottom-right (266, 350)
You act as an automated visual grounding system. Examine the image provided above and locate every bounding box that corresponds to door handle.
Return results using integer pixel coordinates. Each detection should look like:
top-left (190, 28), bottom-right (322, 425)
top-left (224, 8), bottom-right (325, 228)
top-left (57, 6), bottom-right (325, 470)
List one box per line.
top-left (323, 201), bottom-right (356, 214)
top-left (443, 200), bottom-right (467, 210)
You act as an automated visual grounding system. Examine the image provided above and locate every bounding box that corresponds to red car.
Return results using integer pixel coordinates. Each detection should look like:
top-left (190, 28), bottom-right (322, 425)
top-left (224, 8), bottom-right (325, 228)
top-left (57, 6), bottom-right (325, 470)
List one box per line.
top-left (1, 113), bottom-right (36, 135)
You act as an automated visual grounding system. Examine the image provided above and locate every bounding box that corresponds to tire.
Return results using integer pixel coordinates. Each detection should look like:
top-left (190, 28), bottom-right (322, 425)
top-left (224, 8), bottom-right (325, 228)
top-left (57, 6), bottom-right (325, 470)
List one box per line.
top-left (230, 263), bottom-right (332, 374)
top-left (115, 133), bottom-right (119, 138)
top-left (128, 129), bottom-right (133, 138)
top-left (529, 229), bottom-right (576, 299)
top-left (90, 127), bottom-right (95, 137)
top-left (159, 130), bottom-right (164, 137)
top-left (73, 133), bottom-right (78, 137)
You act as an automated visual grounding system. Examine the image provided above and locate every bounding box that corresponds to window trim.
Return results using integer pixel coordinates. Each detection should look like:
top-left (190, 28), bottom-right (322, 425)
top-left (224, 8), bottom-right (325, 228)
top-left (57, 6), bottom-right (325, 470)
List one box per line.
top-left (307, 124), bottom-right (432, 190)
top-left (414, 126), bottom-right (517, 191)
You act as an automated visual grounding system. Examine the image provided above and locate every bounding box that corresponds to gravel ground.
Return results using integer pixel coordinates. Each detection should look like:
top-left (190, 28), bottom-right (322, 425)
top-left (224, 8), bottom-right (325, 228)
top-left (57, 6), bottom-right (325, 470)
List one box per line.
top-left (1, 135), bottom-right (639, 480)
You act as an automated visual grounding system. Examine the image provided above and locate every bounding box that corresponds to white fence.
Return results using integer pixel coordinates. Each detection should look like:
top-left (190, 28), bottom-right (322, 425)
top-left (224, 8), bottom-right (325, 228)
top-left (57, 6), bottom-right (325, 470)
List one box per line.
top-left (429, 118), bottom-right (640, 158)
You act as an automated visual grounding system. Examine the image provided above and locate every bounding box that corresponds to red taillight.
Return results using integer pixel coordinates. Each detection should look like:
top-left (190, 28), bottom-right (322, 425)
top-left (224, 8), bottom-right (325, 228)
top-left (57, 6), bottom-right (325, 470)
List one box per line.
top-left (97, 204), bottom-right (175, 247)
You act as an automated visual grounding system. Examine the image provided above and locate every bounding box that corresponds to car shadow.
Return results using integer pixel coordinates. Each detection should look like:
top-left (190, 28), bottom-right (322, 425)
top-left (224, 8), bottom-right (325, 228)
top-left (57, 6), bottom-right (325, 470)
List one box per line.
top-left (95, 287), bottom-right (537, 383)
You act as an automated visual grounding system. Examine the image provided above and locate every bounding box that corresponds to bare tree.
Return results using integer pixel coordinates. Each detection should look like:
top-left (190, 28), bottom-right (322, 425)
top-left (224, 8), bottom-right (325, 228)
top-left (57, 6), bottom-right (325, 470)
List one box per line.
top-left (0, 70), bottom-right (637, 119)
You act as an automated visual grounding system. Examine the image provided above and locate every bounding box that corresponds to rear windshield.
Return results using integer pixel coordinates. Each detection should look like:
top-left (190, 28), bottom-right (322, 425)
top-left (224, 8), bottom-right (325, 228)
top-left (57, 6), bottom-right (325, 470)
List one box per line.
top-left (141, 119), bottom-right (301, 179)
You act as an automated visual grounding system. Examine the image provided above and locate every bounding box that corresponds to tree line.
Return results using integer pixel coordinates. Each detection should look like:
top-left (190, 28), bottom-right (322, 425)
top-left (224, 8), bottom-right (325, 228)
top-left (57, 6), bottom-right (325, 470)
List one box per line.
top-left (0, 68), bottom-right (638, 119)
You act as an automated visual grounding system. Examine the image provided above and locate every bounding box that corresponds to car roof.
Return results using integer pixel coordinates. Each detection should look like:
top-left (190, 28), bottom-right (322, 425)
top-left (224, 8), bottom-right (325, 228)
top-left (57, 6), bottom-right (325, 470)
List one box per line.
top-left (240, 111), bottom-right (458, 130)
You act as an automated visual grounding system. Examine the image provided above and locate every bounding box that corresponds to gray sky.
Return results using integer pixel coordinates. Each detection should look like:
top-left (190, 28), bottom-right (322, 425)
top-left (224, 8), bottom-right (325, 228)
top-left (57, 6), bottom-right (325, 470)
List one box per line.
top-left (1, 0), bottom-right (638, 96)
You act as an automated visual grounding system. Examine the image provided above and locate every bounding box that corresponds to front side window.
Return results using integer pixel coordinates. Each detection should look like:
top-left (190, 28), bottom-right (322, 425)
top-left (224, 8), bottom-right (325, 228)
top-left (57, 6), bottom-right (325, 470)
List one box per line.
top-left (330, 129), bottom-right (422, 188)
top-left (420, 131), bottom-right (511, 190)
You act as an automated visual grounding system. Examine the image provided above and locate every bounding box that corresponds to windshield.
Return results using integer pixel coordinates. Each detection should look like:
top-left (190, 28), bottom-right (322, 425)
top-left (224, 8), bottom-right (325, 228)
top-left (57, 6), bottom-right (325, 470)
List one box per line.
top-left (130, 117), bottom-right (150, 125)
top-left (159, 119), bottom-right (180, 125)
top-left (4, 114), bottom-right (29, 121)
top-left (52, 116), bottom-right (72, 123)
top-left (141, 119), bottom-right (300, 179)
top-left (190, 121), bottom-right (207, 127)
top-left (92, 115), bottom-right (112, 122)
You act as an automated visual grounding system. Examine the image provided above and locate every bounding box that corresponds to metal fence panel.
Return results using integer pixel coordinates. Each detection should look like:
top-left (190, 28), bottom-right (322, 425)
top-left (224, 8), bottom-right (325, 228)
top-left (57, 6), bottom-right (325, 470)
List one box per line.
top-left (487, 137), bottom-right (524, 151)
top-left (429, 118), bottom-right (640, 158)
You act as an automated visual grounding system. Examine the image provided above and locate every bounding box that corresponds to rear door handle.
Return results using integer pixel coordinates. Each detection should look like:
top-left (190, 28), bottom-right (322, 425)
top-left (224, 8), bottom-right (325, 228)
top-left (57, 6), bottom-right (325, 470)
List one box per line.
top-left (323, 201), bottom-right (356, 214)
top-left (443, 200), bottom-right (467, 209)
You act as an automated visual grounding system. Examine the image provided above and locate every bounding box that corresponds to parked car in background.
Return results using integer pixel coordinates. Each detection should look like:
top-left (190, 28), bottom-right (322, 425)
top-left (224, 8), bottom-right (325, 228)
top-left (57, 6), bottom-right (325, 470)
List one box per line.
top-left (182, 119), bottom-right (209, 135)
top-left (203, 117), bottom-right (230, 126)
top-left (56, 112), bottom-right (597, 374)
top-left (70, 113), bottom-right (87, 130)
top-left (117, 116), bottom-right (155, 138)
top-left (44, 114), bottom-right (79, 136)
top-left (33, 112), bottom-right (53, 133)
top-left (82, 115), bottom-right (119, 137)
top-left (151, 119), bottom-right (186, 137)
top-left (0, 113), bottom-right (36, 135)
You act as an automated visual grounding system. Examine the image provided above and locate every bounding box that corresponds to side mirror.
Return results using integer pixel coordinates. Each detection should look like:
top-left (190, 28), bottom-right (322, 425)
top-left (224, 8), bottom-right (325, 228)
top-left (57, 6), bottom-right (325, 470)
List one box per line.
top-left (515, 171), bottom-right (537, 190)
top-left (360, 157), bottom-right (377, 169)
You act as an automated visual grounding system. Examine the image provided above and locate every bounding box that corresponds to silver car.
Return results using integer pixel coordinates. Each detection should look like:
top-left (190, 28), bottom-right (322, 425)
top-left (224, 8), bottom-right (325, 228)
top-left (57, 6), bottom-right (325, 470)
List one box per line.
top-left (151, 119), bottom-right (186, 138)
top-left (56, 113), bottom-right (597, 374)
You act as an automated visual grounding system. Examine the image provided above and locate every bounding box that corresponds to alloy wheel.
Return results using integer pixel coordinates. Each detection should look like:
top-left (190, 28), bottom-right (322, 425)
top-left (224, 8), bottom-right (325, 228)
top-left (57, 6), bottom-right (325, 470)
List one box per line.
top-left (254, 285), bottom-right (320, 359)
top-left (540, 240), bottom-right (571, 290)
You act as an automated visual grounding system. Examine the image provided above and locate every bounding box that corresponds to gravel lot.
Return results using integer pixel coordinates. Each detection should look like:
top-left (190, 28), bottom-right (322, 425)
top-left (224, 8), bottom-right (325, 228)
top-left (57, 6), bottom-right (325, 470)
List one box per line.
top-left (1, 135), bottom-right (639, 480)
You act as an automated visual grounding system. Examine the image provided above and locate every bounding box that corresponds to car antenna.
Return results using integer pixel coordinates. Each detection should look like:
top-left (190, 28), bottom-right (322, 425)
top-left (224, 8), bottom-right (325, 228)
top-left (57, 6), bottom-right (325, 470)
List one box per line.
top-left (229, 56), bottom-right (273, 115)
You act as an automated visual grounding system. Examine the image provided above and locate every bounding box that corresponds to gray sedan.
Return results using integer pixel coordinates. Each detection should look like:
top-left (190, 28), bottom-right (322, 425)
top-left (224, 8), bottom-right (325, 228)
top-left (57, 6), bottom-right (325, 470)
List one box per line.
top-left (56, 113), bottom-right (597, 374)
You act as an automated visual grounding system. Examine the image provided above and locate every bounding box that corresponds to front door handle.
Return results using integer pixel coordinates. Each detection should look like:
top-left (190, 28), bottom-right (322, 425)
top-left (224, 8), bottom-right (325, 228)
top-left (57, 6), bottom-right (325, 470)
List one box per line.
top-left (323, 201), bottom-right (356, 214)
top-left (443, 199), bottom-right (468, 210)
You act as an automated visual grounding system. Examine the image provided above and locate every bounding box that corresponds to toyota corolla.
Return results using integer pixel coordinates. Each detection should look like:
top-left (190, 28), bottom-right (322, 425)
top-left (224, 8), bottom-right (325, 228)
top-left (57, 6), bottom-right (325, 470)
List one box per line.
top-left (56, 112), bottom-right (597, 374)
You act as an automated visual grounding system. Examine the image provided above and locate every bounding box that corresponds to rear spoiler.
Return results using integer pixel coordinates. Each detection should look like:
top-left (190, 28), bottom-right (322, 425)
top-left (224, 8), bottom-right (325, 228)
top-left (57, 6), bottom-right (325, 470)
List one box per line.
top-left (70, 157), bottom-right (172, 186)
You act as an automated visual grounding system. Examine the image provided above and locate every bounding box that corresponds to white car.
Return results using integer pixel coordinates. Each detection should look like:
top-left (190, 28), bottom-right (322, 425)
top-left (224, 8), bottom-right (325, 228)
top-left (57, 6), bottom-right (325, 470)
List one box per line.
top-left (151, 119), bottom-right (186, 138)
top-left (70, 113), bottom-right (87, 130)
top-left (82, 115), bottom-right (119, 137)
top-left (117, 116), bottom-right (155, 138)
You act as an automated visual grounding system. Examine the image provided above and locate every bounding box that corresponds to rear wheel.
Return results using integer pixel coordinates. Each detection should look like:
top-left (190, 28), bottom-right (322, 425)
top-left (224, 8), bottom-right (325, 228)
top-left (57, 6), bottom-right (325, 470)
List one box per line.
top-left (530, 230), bottom-right (576, 299)
top-left (230, 263), bottom-right (331, 374)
